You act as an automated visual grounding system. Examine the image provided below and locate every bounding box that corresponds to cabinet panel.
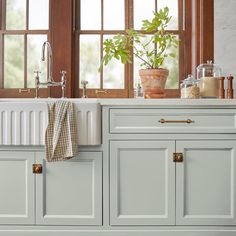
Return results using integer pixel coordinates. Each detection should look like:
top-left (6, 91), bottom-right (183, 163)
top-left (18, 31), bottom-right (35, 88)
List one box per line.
top-left (110, 109), bottom-right (236, 134)
top-left (176, 140), bottom-right (236, 225)
top-left (110, 140), bottom-right (175, 225)
top-left (36, 152), bottom-right (102, 225)
top-left (0, 151), bottom-right (35, 224)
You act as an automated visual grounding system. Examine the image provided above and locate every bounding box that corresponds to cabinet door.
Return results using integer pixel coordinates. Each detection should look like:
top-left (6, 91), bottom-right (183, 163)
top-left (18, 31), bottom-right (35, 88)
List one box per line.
top-left (110, 140), bottom-right (175, 225)
top-left (176, 140), bottom-right (236, 225)
top-left (36, 152), bottom-right (102, 225)
top-left (0, 151), bottom-right (35, 224)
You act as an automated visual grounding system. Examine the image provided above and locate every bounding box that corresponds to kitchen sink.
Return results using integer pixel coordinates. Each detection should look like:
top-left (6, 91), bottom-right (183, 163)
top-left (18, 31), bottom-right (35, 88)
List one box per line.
top-left (0, 99), bottom-right (101, 146)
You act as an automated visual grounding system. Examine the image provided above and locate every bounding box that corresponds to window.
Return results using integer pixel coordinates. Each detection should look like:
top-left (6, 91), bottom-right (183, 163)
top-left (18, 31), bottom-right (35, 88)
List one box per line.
top-left (0, 0), bottom-right (49, 97)
top-left (0, 0), bottom-right (214, 98)
top-left (75, 0), bottom-right (184, 98)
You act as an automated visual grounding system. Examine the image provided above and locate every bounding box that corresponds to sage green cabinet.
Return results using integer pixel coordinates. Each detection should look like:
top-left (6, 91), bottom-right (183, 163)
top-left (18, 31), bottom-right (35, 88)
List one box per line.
top-left (35, 151), bottom-right (103, 225)
top-left (110, 140), bottom-right (175, 225)
top-left (0, 151), bottom-right (35, 225)
top-left (176, 140), bottom-right (236, 225)
top-left (110, 139), bottom-right (236, 226)
top-left (0, 151), bottom-right (102, 226)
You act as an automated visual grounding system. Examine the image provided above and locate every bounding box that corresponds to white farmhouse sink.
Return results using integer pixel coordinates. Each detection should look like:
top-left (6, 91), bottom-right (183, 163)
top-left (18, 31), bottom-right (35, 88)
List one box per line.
top-left (0, 99), bottom-right (101, 146)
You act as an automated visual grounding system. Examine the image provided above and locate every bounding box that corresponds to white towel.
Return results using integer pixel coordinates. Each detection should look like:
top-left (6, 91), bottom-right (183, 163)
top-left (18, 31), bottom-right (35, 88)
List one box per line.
top-left (45, 100), bottom-right (78, 162)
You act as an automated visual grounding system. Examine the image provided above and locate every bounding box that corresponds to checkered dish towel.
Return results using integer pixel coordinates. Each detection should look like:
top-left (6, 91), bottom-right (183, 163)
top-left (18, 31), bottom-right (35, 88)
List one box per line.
top-left (45, 100), bottom-right (78, 162)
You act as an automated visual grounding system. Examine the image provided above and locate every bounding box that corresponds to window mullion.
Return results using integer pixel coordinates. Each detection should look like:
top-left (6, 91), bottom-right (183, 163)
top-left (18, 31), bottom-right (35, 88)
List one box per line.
top-left (127, 0), bottom-right (133, 97)
top-left (26, 0), bottom-right (29, 30)
top-left (0, 34), bottom-right (3, 88)
top-left (100, 0), bottom-right (104, 90)
top-left (24, 34), bottom-right (27, 89)
top-left (0, 0), bottom-right (5, 89)
top-left (1, 0), bottom-right (6, 30)
top-left (24, 0), bottom-right (29, 89)
top-left (178, 0), bottom-right (184, 83)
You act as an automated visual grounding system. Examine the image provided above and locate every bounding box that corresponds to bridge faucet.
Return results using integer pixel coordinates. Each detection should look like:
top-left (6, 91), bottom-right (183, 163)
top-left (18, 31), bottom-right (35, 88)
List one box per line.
top-left (41, 41), bottom-right (53, 83)
top-left (35, 70), bottom-right (67, 98)
top-left (34, 41), bottom-right (67, 98)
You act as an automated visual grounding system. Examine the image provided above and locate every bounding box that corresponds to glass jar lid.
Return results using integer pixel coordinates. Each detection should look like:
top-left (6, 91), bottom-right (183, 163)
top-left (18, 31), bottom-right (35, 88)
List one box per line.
top-left (182, 74), bottom-right (198, 85)
top-left (196, 60), bottom-right (222, 78)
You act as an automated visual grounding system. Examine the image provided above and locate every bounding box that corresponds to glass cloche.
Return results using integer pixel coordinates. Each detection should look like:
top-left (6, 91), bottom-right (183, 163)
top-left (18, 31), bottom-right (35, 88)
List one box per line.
top-left (197, 60), bottom-right (222, 98)
top-left (180, 74), bottom-right (200, 99)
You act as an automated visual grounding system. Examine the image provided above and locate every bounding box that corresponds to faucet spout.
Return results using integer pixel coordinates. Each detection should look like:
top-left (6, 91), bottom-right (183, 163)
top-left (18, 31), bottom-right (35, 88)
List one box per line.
top-left (41, 41), bottom-right (53, 83)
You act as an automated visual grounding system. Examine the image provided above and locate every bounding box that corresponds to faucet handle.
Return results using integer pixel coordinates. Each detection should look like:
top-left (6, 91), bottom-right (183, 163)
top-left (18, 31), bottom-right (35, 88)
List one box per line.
top-left (60, 70), bottom-right (67, 83)
top-left (81, 80), bottom-right (88, 98)
top-left (81, 80), bottom-right (88, 86)
top-left (34, 71), bottom-right (41, 99)
top-left (60, 70), bottom-right (66, 77)
top-left (60, 70), bottom-right (67, 76)
top-left (60, 70), bottom-right (67, 98)
top-left (34, 71), bottom-right (41, 77)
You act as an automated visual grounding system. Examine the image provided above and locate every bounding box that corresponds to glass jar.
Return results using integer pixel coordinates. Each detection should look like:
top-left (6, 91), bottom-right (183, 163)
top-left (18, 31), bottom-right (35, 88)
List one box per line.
top-left (134, 82), bottom-right (144, 98)
top-left (197, 60), bottom-right (222, 98)
top-left (180, 74), bottom-right (200, 99)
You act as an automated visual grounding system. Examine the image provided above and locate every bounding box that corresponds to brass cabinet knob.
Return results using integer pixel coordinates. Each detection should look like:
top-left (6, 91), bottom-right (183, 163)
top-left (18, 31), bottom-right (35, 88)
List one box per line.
top-left (32, 164), bottom-right (43, 174)
top-left (173, 153), bottom-right (183, 162)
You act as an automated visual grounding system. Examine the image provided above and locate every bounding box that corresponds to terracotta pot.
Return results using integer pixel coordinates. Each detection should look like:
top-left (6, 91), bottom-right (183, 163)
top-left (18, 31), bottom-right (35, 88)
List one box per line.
top-left (139, 68), bottom-right (169, 98)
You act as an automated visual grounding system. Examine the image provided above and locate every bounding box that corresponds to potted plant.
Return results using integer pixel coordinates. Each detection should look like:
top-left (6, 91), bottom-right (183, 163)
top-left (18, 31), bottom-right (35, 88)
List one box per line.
top-left (100, 7), bottom-right (178, 98)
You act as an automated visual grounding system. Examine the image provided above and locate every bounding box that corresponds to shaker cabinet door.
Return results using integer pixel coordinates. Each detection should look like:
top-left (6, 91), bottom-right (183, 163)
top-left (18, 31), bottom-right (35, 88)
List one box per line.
top-left (110, 140), bottom-right (175, 225)
top-left (35, 152), bottom-right (102, 225)
top-left (0, 151), bottom-right (35, 224)
top-left (176, 140), bottom-right (236, 225)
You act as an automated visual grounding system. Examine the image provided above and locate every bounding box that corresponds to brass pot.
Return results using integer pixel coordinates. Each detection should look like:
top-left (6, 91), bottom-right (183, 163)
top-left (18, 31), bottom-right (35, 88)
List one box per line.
top-left (139, 68), bottom-right (169, 98)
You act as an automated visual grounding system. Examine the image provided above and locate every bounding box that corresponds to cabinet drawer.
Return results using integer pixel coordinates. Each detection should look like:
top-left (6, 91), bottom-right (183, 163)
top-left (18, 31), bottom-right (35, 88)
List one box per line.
top-left (110, 108), bottom-right (236, 134)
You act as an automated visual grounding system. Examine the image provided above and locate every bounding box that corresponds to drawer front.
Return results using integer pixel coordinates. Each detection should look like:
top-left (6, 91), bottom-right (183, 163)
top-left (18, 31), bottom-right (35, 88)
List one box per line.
top-left (110, 108), bottom-right (236, 134)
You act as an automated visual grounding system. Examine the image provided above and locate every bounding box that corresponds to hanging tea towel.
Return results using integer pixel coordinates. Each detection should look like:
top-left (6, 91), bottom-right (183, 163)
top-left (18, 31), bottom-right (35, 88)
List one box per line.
top-left (45, 100), bottom-right (78, 162)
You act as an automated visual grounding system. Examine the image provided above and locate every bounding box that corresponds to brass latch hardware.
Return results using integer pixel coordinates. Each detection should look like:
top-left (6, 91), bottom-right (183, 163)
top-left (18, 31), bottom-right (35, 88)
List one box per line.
top-left (159, 119), bottom-right (194, 124)
top-left (19, 89), bottom-right (31, 94)
top-left (95, 90), bottom-right (108, 94)
top-left (173, 153), bottom-right (183, 162)
top-left (32, 164), bottom-right (43, 174)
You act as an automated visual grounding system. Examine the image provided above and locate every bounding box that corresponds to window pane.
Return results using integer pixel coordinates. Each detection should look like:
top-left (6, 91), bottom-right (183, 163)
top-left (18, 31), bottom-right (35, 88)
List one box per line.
top-left (4, 35), bottom-right (24, 88)
top-left (81, 0), bottom-right (101, 30)
top-left (163, 36), bottom-right (179, 89)
top-left (158, 0), bottom-right (178, 29)
top-left (134, 0), bottom-right (155, 29)
top-left (27, 35), bottom-right (47, 88)
top-left (103, 35), bottom-right (124, 89)
top-left (79, 35), bottom-right (100, 88)
top-left (29, 0), bottom-right (49, 29)
top-left (6, 0), bottom-right (26, 30)
top-left (104, 0), bottom-right (124, 30)
top-left (103, 58), bottom-right (124, 89)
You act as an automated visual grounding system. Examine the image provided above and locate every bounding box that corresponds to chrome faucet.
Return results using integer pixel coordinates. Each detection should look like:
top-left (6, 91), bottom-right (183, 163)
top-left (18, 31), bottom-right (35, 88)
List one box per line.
top-left (35, 41), bottom-right (67, 98)
top-left (41, 41), bottom-right (53, 83)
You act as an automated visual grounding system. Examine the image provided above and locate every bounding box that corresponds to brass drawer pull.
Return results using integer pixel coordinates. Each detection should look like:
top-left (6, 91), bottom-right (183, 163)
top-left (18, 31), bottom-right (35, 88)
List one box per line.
top-left (32, 164), bottom-right (43, 174)
top-left (159, 119), bottom-right (194, 124)
top-left (173, 153), bottom-right (183, 162)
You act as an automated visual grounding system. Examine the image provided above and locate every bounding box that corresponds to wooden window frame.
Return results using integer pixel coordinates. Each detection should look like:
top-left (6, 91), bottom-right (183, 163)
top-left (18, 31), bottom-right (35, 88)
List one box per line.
top-left (0, 0), bottom-right (214, 98)
top-left (0, 0), bottom-right (51, 98)
top-left (185, 0), bottom-right (214, 76)
top-left (51, 0), bottom-right (214, 97)
top-left (74, 0), bottom-right (184, 98)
